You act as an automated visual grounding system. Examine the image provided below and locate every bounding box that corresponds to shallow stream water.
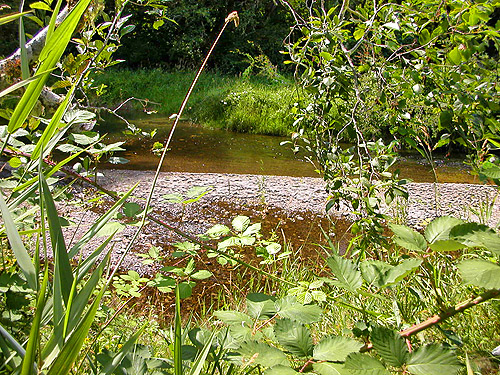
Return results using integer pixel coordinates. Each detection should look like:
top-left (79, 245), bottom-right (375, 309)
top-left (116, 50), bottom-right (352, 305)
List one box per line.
top-left (100, 114), bottom-right (477, 183)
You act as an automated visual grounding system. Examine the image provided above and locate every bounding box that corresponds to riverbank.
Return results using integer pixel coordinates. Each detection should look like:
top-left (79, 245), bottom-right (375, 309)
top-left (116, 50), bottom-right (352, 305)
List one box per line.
top-left (59, 170), bottom-right (500, 274)
top-left (91, 69), bottom-right (296, 136)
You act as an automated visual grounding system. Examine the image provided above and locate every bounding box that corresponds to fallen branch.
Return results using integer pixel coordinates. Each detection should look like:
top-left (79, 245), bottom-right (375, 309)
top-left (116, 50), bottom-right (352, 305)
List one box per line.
top-left (361, 288), bottom-right (500, 352)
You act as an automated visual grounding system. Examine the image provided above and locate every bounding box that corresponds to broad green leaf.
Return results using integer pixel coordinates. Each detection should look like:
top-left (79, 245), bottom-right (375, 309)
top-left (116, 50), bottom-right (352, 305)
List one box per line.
top-left (439, 111), bottom-right (453, 130)
top-left (360, 260), bottom-right (392, 287)
top-left (275, 296), bottom-right (322, 324)
top-left (215, 311), bottom-right (252, 326)
top-left (0, 192), bottom-right (37, 290)
top-left (204, 224), bottom-right (231, 238)
top-left (191, 270), bottom-right (212, 280)
top-left (424, 216), bottom-right (464, 244)
top-left (185, 185), bottom-right (211, 199)
top-left (480, 162), bottom-right (500, 180)
top-left (371, 326), bottom-right (409, 367)
top-left (418, 29), bottom-right (430, 45)
top-left (8, 0), bottom-right (92, 133)
top-left (237, 341), bottom-right (289, 367)
top-left (380, 258), bottom-right (422, 288)
top-left (344, 353), bottom-right (389, 375)
top-left (313, 336), bottom-right (363, 362)
top-left (458, 260), bottom-right (500, 289)
top-left (389, 224), bottom-right (427, 251)
top-left (274, 318), bottom-right (313, 357)
top-left (178, 281), bottom-right (193, 299)
top-left (407, 344), bottom-right (461, 375)
top-left (246, 293), bottom-right (276, 319)
top-left (265, 365), bottom-right (297, 375)
top-left (163, 193), bottom-right (183, 203)
top-left (232, 215), bottom-right (250, 232)
top-left (95, 222), bottom-right (125, 237)
top-left (429, 240), bottom-right (465, 252)
top-left (313, 362), bottom-right (348, 375)
top-left (327, 254), bottom-right (362, 293)
top-left (450, 223), bottom-right (500, 253)
top-left (30, 1), bottom-right (52, 10)
top-left (448, 47), bottom-right (462, 65)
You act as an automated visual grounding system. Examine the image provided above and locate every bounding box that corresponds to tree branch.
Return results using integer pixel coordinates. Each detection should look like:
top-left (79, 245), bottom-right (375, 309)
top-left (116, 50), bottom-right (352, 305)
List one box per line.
top-left (361, 288), bottom-right (500, 352)
top-left (0, 6), bottom-right (70, 72)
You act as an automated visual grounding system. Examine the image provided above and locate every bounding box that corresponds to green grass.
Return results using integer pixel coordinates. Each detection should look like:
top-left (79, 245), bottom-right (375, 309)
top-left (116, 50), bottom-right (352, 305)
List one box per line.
top-left (90, 69), bottom-right (297, 136)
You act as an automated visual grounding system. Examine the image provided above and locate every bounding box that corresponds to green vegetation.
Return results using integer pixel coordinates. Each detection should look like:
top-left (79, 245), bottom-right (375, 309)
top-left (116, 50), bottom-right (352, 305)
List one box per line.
top-left (1, 0), bottom-right (500, 374)
top-left (92, 69), bottom-right (297, 136)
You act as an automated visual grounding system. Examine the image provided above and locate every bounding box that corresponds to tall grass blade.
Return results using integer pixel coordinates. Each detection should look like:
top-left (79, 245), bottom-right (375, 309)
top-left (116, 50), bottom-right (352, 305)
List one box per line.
top-left (189, 331), bottom-right (216, 375)
top-left (0, 323), bottom-right (26, 359)
top-left (46, 287), bottom-right (106, 375)
top-left (31, 85), bottom-right (76, 160)
top-left (8, 0), bottom-right (92, 133)
top-left (174, 285), bottom-right (182, 375)
top-left (0, 191), bottom-right (37, 290)
top-left (99, 324), bottom-right (147, 375)
top-left (0, 11), bottom-right (31, 25)
top-left (14, 146), bottom-right (85, 192)
top-left (0, 69), bottom-right (53, 98)
top-left (41, 250), bottom-right (111, 360)
top-left (46, 0), bottom-right (64, 43)
top-left (18, 5), bottom-right (29, 80)
top-left (21, 266), bottom-right (49, 375)
top-left (68, 183), bottom-right (138, 258)
top-left (40, 174), bottom-right (73, 302)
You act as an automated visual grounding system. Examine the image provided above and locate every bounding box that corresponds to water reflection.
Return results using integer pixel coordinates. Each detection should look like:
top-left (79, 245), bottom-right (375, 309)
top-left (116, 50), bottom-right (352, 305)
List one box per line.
top-left (100, 114), bottom-right (476, 183)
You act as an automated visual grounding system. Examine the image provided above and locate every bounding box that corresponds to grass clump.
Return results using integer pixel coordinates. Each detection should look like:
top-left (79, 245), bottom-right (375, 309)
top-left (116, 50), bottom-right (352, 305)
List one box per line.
top-left (91, 69), bottom-right (297, 136)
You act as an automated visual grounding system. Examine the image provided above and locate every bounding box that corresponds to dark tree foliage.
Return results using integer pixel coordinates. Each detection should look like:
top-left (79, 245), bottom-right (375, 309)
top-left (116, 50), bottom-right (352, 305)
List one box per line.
top-left (115, 0), bottom-right (295, 72)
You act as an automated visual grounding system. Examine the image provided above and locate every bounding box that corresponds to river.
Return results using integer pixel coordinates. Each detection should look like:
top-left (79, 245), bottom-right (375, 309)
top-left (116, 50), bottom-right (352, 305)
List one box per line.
top-left (101, 114), bottom-right (477, 184)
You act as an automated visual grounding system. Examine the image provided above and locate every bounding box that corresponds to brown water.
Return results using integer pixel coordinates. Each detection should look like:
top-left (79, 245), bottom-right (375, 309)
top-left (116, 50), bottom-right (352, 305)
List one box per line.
top-left (101, 114), bottom-right (478, 183)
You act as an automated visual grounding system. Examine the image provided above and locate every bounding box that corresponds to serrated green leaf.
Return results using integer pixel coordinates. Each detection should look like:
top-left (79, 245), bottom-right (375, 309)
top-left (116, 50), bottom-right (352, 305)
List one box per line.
top-left (313, 336), bottom-right (363, 362)
top-left (381, 258), bottom-right (422, 288)
top-left (274, 319), bottom-right (313, 357)
top-left (313, 362), bottom-right (348, 375)
top-left (371, 326), bottom-right (409, 367)
top-left (237, 341), bottom-right (288, 367)
top-left (265, 365), bottom-right (297, 375)
top-left (246, 293), bottom-right (276, 319)
top-left (480, 162), bottom-right (500, 180)
top-left (389, 224), bottom-right (427, 251)
top-left (424, 216), bottom-right (464, 244)
top-left (429, 240), bottom-right (465, 252)
top-left (215, 311), bottom-right (252, 326)
top-left (204, 224), bottom-right (231, 238)
top-left (458, 260), bottom-right (500, 289)
top-left (360, 260), bottom-right (392, 288)
top-left (327, 254), bottom-right (362, 293)
top-left (275, 296), bottom-right (322, 324)
top-left (408, 344), bottom-right (461, 375)
top-left (344, 353), bottom-right (390, 375)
